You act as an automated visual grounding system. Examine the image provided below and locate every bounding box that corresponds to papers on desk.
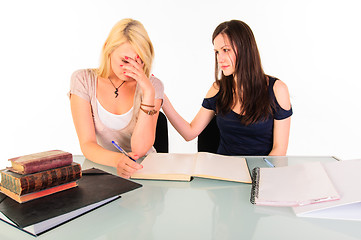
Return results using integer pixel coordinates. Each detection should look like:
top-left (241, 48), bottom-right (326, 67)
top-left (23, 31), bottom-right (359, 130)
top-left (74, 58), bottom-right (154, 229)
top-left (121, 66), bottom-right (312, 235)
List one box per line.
top-left (250, 162), bottom-right (340, 206)
top-left (293, 159), bottom-right (361, 221)
top-left (251, 158), bottom-right (361, 221)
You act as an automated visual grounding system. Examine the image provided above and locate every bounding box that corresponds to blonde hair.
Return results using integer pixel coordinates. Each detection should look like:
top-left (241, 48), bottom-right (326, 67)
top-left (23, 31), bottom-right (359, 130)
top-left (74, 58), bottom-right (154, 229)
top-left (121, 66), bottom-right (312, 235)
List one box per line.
top-left (97, 19), bottom-right (154, 78)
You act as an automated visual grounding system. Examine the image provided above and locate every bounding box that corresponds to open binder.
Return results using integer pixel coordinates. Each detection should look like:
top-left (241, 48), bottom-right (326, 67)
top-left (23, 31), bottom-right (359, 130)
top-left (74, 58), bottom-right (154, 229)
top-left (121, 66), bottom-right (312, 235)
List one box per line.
top-left (250, 162), bottom-right (340, 206)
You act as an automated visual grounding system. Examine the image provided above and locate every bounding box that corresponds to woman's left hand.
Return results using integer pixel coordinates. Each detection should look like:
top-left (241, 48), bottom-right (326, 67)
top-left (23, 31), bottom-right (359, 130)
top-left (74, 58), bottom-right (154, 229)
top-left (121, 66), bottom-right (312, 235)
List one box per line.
top-left (122, 56), bottom-right (154, 98)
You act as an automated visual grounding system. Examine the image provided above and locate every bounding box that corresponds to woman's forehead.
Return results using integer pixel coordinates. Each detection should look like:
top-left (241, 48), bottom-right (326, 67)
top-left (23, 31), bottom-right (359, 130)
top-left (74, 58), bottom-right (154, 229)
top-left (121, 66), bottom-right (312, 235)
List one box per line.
top-left (113, 42), bottom-right (137, 56)
top-left (214, 34), bottom-right (232, 49)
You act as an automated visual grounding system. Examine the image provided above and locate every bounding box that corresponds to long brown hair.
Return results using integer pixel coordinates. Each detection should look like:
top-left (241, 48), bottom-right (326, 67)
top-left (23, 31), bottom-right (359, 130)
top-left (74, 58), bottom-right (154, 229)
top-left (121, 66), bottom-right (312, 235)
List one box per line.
top-left (212, 20), bottom-right (272, 125)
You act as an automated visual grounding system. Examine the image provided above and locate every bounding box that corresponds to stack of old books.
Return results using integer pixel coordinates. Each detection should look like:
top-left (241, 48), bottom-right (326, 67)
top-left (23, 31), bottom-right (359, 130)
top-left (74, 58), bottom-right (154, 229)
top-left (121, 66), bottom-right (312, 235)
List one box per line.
top-left (0, 150), bottom-right (82, 203)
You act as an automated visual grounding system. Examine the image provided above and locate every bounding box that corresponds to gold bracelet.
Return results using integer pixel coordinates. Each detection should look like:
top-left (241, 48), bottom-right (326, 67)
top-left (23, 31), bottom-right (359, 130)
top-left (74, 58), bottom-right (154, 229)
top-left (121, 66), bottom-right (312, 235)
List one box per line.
top-left (140, 106), bottom-right (158, 115)
top-left (141, 103), bottom-right (155, 108)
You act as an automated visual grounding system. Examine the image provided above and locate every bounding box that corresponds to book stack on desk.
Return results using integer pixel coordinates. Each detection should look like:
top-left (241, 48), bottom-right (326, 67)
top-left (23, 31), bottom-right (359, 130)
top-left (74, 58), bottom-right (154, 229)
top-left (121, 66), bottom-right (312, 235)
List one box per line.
top-left (0, 150), bottom-right (81, 203)
top-left (0, 167), bottom-right (142, 236)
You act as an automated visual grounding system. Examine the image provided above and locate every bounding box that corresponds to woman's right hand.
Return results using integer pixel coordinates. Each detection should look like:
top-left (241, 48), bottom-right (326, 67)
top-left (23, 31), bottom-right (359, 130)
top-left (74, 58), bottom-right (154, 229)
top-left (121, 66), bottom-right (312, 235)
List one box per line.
top-left (116, 153), bottom-right (143, 178)
top-left (122, 56), bottom-right (155, 100)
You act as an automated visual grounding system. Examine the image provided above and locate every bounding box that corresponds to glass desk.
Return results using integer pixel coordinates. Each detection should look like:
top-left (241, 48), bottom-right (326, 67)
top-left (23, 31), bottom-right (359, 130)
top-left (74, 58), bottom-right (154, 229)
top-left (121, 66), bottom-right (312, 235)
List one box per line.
top-left (1, 155), bottom-right (360, 240)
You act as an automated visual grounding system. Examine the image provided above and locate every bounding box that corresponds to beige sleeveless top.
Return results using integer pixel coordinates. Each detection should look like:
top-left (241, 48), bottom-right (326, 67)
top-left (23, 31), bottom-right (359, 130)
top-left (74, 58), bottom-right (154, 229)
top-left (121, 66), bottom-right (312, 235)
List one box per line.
top-left (69, 69), bottom-right (164, 153)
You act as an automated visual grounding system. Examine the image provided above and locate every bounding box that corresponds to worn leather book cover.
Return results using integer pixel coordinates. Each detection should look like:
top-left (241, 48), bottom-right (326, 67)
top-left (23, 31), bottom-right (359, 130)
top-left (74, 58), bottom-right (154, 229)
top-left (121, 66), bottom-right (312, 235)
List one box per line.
top-left (1, 163), bottom-right (82, 195)
top-left (0, 181), bottom-right (78, 203)
top-left (8, 150), bottom-right (73, 174)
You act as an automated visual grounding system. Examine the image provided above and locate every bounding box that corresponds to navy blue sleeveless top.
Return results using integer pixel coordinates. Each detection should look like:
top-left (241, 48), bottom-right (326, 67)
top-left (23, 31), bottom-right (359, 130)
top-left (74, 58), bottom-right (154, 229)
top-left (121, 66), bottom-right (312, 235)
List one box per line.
top-left (202, 77), bottom-right (292, 156)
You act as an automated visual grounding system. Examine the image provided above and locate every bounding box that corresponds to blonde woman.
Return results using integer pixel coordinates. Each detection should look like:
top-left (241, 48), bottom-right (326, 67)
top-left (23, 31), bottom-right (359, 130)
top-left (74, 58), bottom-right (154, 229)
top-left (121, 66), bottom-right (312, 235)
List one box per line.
top-left (69, 19), bottom-right (164, 178)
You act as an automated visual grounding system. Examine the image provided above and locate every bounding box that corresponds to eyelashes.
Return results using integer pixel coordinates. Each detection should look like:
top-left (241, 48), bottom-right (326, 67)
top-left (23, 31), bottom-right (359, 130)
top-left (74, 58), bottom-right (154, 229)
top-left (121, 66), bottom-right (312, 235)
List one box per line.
top-left (214, 48), bottom-right (231, 55)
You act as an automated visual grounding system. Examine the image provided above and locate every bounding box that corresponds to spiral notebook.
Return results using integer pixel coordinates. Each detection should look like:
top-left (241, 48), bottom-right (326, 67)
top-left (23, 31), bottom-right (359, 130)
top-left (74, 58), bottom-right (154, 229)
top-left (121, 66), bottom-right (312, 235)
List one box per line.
top-left (250, 162), bottom-right (340, 206)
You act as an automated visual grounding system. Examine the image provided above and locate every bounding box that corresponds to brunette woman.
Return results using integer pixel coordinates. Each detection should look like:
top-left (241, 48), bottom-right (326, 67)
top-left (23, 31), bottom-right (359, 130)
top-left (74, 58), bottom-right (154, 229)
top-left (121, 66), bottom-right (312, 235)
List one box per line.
top-left (163, 20), bottom-right (292, 156)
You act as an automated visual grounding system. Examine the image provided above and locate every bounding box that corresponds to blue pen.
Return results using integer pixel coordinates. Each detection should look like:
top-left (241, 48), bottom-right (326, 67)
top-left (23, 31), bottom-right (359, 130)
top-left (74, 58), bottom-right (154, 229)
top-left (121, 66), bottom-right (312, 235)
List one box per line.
top-left (112, 141), bottom-right (136, 162)
top-left (263, 158), bottom-right (275, 168)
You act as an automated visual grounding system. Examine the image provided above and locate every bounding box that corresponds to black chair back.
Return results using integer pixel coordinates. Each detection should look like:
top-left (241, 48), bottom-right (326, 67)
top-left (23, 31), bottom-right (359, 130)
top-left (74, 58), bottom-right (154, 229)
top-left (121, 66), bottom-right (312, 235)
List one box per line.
top-left (154, 111), bottom-right (169, 153)
top-left (197, 117), bottom-right (220, 153)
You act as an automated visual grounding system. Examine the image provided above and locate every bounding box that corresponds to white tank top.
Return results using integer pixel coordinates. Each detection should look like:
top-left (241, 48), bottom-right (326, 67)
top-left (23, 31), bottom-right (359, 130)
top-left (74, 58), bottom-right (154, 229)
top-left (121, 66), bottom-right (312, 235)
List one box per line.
top-left (96, 99), bottom-right (133, 130)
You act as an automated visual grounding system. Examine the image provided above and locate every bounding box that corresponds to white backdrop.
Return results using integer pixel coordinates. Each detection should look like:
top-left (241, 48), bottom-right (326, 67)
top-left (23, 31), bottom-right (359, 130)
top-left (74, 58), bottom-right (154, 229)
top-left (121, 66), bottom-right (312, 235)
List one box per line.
top-left (1, 0), bottom-right (360, 169)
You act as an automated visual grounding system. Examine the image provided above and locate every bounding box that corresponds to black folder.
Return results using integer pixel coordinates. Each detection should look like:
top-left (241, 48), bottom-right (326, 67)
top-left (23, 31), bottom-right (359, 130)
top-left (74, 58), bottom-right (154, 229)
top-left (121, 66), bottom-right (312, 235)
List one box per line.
top-left (0, 168), bottom-right (142, 236)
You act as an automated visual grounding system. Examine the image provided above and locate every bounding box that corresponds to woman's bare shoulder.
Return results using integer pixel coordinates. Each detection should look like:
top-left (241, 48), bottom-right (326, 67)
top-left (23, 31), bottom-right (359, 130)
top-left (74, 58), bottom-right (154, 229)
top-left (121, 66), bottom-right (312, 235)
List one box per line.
top-left (205, 82), bottom-right (219, 98)
top-left (273, 79), bottom-right (291, 110)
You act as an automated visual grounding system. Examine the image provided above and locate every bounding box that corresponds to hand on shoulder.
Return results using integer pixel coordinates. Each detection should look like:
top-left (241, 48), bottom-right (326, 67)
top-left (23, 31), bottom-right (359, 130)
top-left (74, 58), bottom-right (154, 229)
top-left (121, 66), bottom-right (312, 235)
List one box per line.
top-left (273, 80), bottom-right (291, 110)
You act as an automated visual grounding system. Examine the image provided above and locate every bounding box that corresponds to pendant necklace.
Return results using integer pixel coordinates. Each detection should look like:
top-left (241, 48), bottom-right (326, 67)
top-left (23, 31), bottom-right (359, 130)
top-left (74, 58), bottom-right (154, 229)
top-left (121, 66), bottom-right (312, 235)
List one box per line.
top-left (108, 78), bottom-right (125, 98)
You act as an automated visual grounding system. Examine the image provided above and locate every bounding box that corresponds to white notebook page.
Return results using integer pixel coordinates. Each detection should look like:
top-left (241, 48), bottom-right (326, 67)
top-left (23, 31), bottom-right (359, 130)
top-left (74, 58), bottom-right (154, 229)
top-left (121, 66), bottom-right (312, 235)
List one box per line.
top-left (193, 153), bottom-right (251, 183)
top-left (257, 162), bottom-right (339, 205)
top-left (137, 153), bottom-right (196, 175)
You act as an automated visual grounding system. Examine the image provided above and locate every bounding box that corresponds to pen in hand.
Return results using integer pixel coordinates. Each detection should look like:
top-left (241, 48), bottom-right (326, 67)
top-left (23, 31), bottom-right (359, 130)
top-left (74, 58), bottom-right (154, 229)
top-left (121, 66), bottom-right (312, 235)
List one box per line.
top-left (263, 158), bottom-right (275, 168)
top-left (112, 141), bottom-right (136, 162)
